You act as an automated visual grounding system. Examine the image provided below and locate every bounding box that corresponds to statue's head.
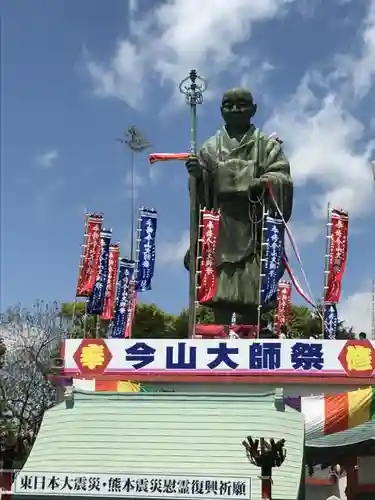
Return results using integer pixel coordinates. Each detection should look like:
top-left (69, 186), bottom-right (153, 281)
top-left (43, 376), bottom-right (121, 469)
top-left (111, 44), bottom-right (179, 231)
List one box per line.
top-left (221, 88), bottom-right (257, 128)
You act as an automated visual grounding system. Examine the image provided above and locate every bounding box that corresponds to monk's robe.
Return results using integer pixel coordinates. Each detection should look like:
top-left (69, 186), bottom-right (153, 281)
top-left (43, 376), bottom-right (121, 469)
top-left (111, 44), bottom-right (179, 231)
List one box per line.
top-left (185, 124), bottom-right (293, 314)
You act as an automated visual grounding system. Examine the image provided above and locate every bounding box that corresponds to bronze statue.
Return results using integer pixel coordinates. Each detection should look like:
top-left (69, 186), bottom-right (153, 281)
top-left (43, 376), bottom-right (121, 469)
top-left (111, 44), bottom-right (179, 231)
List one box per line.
top-left (185, 88), bottom-right (293, 325)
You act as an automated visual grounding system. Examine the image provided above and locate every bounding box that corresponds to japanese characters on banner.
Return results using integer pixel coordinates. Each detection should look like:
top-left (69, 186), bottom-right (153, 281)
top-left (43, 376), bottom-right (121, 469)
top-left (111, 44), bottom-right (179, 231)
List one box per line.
top-left (101, 244), bottom-right (120, 320)
top-left (198, 210), bottom-right (220, 304)
top-left (274, 281), bottom-right (292, 335)
top-left (323, 303), bottom-right (338, 340)
top-left (63, 338), bottom-right (375, 378)
top-left (136, 208), bottom-right (158, 292)
top-left (76, 213), bottom-right (103, 297)
top-left (13, 472), bottom-right (251, 499)
top-left (87, 229), bottom-right (112, 315)
top-left (109, 259), bottom-right (135, 338)
top-left (325, 209), bottom-right (349, 303)
top-left (260, 216), bottom-right (285, 305)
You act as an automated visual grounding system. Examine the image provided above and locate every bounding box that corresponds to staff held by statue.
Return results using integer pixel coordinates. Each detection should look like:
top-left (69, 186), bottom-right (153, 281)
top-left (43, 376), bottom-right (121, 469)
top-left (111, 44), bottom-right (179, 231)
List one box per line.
top-left (179, 70), bottom-right (207, 338)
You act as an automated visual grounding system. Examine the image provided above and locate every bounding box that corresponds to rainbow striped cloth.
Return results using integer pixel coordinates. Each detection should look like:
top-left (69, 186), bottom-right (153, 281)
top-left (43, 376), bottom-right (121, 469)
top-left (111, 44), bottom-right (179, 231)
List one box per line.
top-left (72, 379), bottom-right (159, 393)
top-left (73, 379), bottom-right (141, 392)
top-left (291, 387), bottom-right (375, 440)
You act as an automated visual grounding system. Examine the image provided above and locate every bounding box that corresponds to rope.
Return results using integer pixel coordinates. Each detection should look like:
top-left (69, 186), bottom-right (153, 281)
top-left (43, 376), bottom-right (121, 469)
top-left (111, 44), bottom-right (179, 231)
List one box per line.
top-left (282, 255), bottom-right (316, 307)
top-left (266, 182), bottom-right (318, 308)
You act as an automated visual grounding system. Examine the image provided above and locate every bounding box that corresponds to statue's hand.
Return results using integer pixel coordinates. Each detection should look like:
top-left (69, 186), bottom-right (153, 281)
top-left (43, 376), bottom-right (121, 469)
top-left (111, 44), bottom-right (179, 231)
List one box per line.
top-left (250, 177), bottom-right (268, 192)
top-left (250, 177), bottom-right (268, 189)
top-left (249, 177), bottom-right (268, 199)
top-left (185, 155), bottom-right (202, 179)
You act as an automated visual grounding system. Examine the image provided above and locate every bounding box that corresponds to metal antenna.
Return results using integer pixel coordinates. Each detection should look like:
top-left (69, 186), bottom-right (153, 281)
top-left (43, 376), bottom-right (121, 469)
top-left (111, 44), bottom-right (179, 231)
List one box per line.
top-left (118, 126), bottom-right (152, 260)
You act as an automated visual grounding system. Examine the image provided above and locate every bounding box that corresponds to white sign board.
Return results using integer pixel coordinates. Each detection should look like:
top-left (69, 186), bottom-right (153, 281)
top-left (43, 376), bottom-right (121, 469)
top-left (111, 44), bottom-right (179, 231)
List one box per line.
top-left (13, 473), bottom-right (251, 499)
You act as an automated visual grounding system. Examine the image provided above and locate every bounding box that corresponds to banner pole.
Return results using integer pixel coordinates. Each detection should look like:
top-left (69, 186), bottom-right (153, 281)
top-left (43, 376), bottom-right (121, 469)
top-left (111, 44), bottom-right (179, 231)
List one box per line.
top-left (372, 279), bottom-right (375, 340)
top-left (322, 202), bottom-right (332, 338)
top-left (72, 210), bottom-right (88, 331)
top-left (127, 207), bottom-right (142, 338)
top-left (83, 300), bottom-right (88, 338)
top-left (257, 206), bottom-right (269, 338)
top-left (194, 206), bottom-right (204, 338)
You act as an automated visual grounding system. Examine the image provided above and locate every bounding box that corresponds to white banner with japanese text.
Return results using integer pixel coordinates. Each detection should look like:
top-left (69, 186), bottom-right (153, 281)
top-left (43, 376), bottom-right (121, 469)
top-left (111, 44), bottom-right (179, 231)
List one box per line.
top-left (13, 473), bottom-right (251, 499)
top-left (62, 338), bottom-right (375, 379)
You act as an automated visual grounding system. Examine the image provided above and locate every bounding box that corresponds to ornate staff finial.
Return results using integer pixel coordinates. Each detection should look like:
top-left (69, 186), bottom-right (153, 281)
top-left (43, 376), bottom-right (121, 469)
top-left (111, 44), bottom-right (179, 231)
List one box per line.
top-left (179, 69), bottom-right (207, 106)
top-left (179, 70), bottom-right (207, 155)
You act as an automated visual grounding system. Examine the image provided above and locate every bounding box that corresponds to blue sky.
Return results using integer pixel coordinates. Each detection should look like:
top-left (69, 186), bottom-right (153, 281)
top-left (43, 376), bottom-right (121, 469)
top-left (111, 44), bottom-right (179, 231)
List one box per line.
top-left (2, 0), bottom-right (375, 332)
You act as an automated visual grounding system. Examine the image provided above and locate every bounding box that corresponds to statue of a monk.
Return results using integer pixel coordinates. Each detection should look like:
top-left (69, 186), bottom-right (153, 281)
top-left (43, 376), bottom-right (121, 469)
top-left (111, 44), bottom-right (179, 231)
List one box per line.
top-left (184, 88), bottom-right (293, 325)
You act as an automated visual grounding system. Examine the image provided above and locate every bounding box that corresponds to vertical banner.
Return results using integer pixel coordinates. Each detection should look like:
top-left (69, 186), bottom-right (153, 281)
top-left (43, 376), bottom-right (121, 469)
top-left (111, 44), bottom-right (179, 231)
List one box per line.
top-left (124, 284), bottom-right (137, 338)
top-left (274, 281), bottom-right (292, 335)
top-left (87, 229), bottom-right (112, 315)
top-left (261, 216), bottom-right (286, 305)
top-left (76, 213), bottom-right (103, 297)
top-left (324, 209), bottom-right (349, 303)
top-left (197, 209), bottom-right (220, 304)
top-left (100, 244), bottom-right (120, 320)
top-left (109, 258), bottom-right (135, 338)
top-left (135, 208), bottom-right (158, 292)
top-left (323, 302), bottom-right (338, 339)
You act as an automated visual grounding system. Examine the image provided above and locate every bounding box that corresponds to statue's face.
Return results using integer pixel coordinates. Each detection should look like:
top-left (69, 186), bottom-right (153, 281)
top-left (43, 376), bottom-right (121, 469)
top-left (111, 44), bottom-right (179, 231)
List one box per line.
top-left (221, 88), bottom-right (256, 128)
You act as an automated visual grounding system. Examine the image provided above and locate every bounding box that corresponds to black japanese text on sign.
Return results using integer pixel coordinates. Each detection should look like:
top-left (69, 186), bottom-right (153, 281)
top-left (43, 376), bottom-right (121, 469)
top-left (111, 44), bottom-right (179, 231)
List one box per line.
top-left (14, 473), bottom-right (251, 499)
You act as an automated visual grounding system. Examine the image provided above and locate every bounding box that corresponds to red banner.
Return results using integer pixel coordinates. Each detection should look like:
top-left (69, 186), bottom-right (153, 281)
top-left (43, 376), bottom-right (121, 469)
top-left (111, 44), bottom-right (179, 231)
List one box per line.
top-left (197, 210), bottom-right (220, 304)
top-left (324, 209), bottom-right (349, 303)
top-left (124, 284), bottom-right (137, 338)
top-left (274, 281), bottom-right (292, 335)
top-left (76, 213), bottom-right (103, 297)
top-left (100, 244), bottom-right (120, 320)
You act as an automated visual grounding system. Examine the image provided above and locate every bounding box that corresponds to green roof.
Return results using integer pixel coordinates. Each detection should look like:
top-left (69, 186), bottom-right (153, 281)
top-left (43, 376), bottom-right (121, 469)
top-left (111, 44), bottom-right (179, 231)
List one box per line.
top-left (22, 391), bottom-right (305, 500)
top-left (306, 421), bottom-right (375, 448)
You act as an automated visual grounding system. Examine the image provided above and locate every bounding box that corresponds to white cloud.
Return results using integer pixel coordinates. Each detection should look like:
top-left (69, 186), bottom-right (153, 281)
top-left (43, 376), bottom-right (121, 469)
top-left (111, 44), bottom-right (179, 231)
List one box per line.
top-left (86, 0), bottom-right (297, 108)
top-left (265, 0), bottom-right (375, 223)
top-left (35, 149), bottom-right (59, 168)
top-left (157, 230), bottom-right (189, 266)
top-left (339, 289), bottom-right (373, 335)
top-left (266, 85), bottom-right (375, 219)
top-left (337, 0), bottom-right (375, 98)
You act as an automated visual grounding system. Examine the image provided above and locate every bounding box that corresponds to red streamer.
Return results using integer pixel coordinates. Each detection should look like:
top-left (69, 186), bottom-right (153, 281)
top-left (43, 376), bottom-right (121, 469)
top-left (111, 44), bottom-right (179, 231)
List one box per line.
top-left (198, 210), bottom-right (220, 304)
top-left (76, 214), bottom-right (103, 297)
top-left (100, 244), bottom-right (120, 320)
top-left (148, 152), bottom-right (189, 165)
top-left (325, 209), bottom-right (349, 303)
top-left (274, 281), bottom-right (292, 335)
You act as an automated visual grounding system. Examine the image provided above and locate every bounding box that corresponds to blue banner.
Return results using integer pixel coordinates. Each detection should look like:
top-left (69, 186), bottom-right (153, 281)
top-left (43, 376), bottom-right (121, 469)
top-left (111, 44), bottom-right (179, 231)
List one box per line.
top-left (323, 303), bottom-right (338, 339)
top-left (110, 258), bottom-right (135, 338)
top-left (87, 229), bottom-right (112, 315)
top-left (136, 208), bottom-right (158, 292)
top-left (260, 216), bottom-right (285, 305)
